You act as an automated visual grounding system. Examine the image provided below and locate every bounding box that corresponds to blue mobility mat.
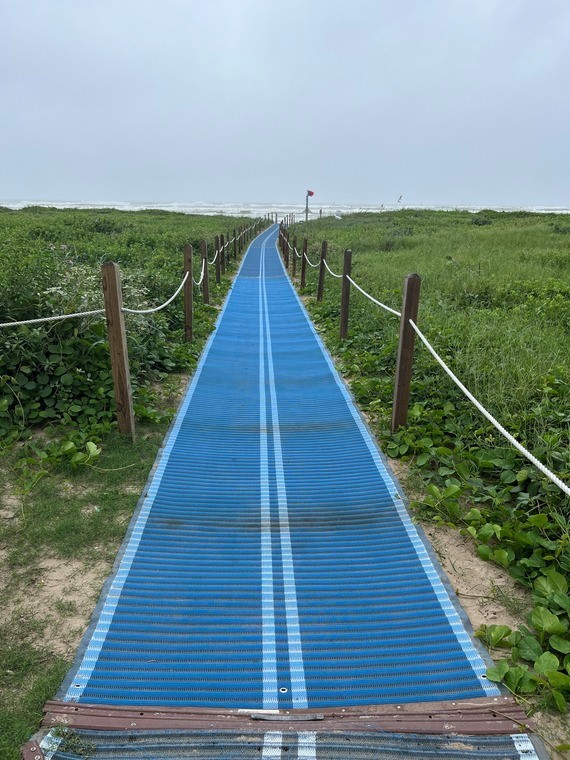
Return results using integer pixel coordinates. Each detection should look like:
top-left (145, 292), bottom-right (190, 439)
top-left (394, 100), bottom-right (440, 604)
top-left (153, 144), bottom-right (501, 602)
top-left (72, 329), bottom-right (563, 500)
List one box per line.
top-left (42, 729), bottom-right (540, 759)
top-left (59, 227), bottom-right (498, 709)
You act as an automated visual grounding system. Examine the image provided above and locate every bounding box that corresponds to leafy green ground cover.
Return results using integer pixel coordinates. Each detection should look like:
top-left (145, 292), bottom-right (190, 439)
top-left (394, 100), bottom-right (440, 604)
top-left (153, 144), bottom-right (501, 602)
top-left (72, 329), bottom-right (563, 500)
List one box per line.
top-left (290, 210), bottom-right (570, 714)
top-left (0, 208), bottom-right (258, 759)
top-left (0, 207), bottom-right (256, 483)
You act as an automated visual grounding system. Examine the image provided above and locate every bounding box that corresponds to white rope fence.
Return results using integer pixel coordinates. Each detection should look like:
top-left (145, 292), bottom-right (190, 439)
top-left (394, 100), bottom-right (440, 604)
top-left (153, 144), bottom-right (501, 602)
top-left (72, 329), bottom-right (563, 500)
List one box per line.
top-left (0, 308), bottom-right (105, 329)
top-left (192, 259), bottom-right (206, 287)
top-left (1, 222), bottom-right (264, 329)
top-left (289, 228), bottom-right (568, 498)
top-left (347, 277), bottom-right (401, 317)
top-left (304, 251), bottom-right (320, 268)
top-left (122, 272), bottom-right (189, 315)
top-left (324, 259), bottom-right (342, 278)
top-left (408, 320), bottom-right (570, 497)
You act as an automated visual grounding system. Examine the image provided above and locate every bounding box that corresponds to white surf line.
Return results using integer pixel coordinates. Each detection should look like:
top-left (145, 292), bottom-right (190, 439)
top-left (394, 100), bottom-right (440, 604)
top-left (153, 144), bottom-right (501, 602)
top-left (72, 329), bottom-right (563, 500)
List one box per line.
top-left (262, 731), bottom-right (283, 759)
top-left (261, 236), bottom-right (309, 709)
top-left (297, 731), bottom-right (317, 759)
top-left (259, 235), bottom-right (279, 710)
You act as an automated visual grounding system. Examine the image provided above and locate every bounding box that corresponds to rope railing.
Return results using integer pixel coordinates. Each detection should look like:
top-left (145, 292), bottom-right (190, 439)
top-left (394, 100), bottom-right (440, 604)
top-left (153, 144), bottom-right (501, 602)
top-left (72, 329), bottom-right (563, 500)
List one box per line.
top-left (324, 259), bottom-right (342, 279)
top-left (122, 272), bottom-right (189, 315)
top-left (409, 319), bottom-right (570, 498)
top-left (1, 215), bottom-right (271, 440)
top-left (192, 258), bottom-right (206, 287)
top-left (0, 308), bottom-right (105, 329)
top-left (347, 277), bottom-right (401, 317)
top-left (304, 251), bottom-right (320, 268)
top-left (277, 222), bottom-right (569, 499)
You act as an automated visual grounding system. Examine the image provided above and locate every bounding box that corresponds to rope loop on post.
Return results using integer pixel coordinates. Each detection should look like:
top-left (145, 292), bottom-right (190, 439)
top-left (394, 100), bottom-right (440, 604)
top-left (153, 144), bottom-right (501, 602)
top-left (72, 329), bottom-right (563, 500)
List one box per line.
top-left (193, 259), bottom-right (206, 286)
top-left (208, 249), bottom-right (219, 266)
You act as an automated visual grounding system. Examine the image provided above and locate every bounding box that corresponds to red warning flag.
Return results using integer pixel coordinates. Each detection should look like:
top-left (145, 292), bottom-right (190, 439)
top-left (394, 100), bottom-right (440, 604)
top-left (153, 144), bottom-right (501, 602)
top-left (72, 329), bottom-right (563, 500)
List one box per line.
top-left (307, 190), bottom-right (315, 197)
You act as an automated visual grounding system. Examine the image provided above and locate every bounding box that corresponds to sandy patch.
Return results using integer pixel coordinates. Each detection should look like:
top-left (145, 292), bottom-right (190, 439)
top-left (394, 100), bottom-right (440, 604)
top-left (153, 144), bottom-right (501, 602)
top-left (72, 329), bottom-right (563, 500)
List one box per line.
top-left (0, 480), bottom-right (22, 520)
top-left (422, 523), bottom-right (531, 631)
top-left (3, 556), bottom-right (110, 658)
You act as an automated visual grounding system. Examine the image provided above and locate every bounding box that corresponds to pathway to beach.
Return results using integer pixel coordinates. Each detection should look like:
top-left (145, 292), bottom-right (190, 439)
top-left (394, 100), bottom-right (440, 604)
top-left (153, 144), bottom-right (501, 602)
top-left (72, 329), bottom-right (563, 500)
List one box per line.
top-left (30, 226), bottom-right (545, 759)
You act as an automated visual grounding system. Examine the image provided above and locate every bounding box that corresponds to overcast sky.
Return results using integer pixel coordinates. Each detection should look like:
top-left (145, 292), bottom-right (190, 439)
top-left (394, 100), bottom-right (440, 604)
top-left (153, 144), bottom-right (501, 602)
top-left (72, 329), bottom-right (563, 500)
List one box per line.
top-left (1, 1), bottom-right (569, 207)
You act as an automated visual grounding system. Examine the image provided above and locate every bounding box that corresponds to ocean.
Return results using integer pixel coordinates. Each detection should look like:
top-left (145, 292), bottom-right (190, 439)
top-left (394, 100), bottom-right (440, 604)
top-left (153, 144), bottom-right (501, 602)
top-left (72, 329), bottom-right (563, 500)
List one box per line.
top-left (1, 200), bottom-right (569, 217)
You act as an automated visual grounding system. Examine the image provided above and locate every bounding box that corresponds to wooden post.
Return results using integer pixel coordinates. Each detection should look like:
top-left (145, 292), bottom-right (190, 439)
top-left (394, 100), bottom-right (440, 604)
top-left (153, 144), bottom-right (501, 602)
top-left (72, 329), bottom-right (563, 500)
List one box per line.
top-left (220, 233), bottom-right (226, 275)
top-left (300, 238), bottom-right (308, 289)
top-left (101, 262), bottom-right (135, 440)
top-left (226, 230), bottom-right (231, 266)
top-left (317, 240), bottom-right (328, 302)
top-left (200, 240), bottom-right (210, 305)
top-left (339, 249), bottom-right (352, 340)
top-left (214, 235), bottom-right (221, 284)
top-left (391, 273), bottom-right (421, 431)
top-left (284, 231), bottom-right (290, 269)
top-left (183, 244), bottom-right (193, 342)
top-left (233, 228), bottom-right (237, 259)
top-left (292, 236), bottom-right (297, 277)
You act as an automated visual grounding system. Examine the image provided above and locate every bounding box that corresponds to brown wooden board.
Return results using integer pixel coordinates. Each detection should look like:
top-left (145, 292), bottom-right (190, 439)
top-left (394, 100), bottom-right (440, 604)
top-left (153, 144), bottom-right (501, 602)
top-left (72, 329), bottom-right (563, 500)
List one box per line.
top-left (42, 696), bottom-right (532, 736)
top-left (20, 740), bottom-right (45, 760)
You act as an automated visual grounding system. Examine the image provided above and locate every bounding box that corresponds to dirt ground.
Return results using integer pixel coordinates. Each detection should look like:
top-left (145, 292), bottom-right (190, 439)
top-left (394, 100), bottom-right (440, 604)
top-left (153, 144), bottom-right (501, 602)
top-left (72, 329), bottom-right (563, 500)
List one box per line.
top-left (3, 556), bottom-right (111, 658)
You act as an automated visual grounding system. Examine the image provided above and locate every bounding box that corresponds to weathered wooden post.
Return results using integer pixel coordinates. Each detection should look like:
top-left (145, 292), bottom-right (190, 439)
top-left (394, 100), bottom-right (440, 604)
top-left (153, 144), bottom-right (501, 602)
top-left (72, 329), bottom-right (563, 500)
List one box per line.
top-left (226, 231), bottom-right (231, 266)
top-left (391, 273), bottom-right (421, 431)
top-left (200, 240), bottom-right (210, 305)
top-left (292, 236), bottom-right (297, 277)
top-left (317, 240), bottom-right (328, 302)
top-left (220, 233), bottom-right (226, 275)
top-left (339, 249), bottom-right (352, 340)
top-left (214, 235), bottom-right (221, 284)
top-left (183, 244), bottom-right (193, 342)
top-left (300, 238), bottom-right (308, 289)
top-left (101, 262), bottom-right (135, 440)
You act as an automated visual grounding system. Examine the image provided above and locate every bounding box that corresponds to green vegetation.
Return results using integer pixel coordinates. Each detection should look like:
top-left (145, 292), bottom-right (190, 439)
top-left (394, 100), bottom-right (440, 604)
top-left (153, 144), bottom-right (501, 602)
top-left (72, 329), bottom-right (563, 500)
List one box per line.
top-left (0, 207), bottom-right (257, 759)
top-left (0, 207), bottom-right (253, 447)
top-left (290, 209), bottom-right (569, 713)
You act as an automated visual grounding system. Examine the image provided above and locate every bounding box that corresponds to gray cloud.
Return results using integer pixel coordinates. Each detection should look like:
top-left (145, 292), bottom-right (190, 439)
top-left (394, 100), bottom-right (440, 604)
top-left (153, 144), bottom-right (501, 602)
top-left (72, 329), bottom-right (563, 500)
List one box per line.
top-left (1, 0), bottom-right (568, 206)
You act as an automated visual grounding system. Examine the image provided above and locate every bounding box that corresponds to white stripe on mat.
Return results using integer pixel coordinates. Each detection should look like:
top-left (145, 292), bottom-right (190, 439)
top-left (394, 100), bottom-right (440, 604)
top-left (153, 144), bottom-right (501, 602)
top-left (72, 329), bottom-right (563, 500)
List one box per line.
top-left (262, 236), bottom-right (308, 709)
top-left (262, 731), bottom-right (283, 758)
top-left (512, 734), bottom-right (540, 758)
top-left (260, 235), bottom-right (279, 709)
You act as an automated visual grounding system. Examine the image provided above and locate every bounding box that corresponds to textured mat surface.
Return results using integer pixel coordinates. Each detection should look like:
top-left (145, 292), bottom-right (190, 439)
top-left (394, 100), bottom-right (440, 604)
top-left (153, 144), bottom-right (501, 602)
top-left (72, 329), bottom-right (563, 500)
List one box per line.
top-left (42, 729), bottom-right (539, 759)
top-left (58, 226), bottom-right (499, 711)
top-left (38, 226), bottom-right (549, 758)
